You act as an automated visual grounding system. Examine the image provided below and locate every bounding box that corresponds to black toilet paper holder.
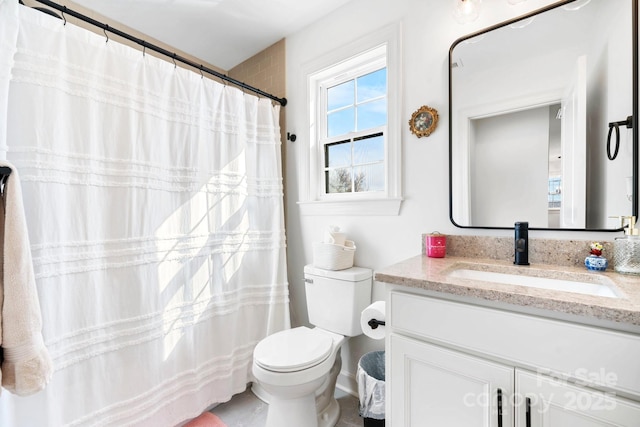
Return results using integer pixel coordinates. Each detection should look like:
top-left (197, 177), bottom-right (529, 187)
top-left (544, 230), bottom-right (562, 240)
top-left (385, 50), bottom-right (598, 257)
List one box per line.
top-left (368, 319), bottom-right (386, 329)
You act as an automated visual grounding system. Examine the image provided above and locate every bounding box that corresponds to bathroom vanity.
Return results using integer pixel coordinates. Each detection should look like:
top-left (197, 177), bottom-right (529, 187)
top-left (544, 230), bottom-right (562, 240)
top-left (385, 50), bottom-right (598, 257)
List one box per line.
top-left (376, 245), bottom-right (640, 427)
top-left (407, 0), bottom-right (640, 422)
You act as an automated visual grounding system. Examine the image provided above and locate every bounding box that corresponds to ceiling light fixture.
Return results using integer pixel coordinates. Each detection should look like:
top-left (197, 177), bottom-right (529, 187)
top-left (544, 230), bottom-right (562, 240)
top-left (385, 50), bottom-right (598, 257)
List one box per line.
top-left (454, 0), bottom-right (529, 24)
top-left (453, 0), bottom-right (482, 24)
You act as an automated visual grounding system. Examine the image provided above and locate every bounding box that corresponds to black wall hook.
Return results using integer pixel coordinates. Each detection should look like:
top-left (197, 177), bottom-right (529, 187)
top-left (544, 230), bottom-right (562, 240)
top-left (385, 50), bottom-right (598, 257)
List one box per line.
top-left (0, 166), bottom-right (12, 191)
top-left (607, 115), bottom-right (633, 160)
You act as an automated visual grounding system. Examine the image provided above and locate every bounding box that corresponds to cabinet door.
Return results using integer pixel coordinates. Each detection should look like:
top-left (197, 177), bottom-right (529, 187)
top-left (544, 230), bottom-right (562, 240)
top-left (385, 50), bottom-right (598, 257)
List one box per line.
top-left (390, 334), bottom-right (514, 427)
top-left (516, 370), bottom-right (640, 427)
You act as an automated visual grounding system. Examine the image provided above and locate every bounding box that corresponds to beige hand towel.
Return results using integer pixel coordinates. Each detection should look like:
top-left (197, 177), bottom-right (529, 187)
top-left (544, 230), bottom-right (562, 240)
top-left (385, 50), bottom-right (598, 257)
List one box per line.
top-left (0, 162), bottom-right (52, 396)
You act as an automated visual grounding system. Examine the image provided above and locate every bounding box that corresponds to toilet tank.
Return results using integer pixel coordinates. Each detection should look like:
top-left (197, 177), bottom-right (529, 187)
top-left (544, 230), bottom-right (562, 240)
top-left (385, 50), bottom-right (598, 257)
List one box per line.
top-left (304, 265), bottom-right (372, 336)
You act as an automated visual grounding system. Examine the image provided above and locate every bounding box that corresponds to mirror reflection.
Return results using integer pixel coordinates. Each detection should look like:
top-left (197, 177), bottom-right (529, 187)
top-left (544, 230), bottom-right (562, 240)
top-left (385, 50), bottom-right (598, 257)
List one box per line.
top-left (449, 0), bottom-right (637, 230)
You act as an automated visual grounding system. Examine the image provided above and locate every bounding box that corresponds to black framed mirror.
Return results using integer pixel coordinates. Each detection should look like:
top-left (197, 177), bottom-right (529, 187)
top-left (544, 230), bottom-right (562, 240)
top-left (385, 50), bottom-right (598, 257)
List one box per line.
top-left (449, 0), bottom-right (638, 231)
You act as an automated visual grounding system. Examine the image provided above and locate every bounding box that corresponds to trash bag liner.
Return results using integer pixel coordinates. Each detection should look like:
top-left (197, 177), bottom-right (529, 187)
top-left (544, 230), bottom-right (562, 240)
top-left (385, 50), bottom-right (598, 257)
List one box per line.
top-left (357, 351), bottom-right (385, 420)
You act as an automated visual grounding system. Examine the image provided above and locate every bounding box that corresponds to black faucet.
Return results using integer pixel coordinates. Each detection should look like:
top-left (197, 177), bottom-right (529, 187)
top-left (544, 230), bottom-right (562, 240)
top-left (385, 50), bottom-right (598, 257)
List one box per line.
top-left (514, 221), bottom-right (530, 265)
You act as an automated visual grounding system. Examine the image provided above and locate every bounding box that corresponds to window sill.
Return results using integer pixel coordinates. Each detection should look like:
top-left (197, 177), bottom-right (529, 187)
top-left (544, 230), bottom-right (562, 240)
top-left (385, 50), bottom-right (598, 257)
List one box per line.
top-left (297, 198), bottom-right (402, 216)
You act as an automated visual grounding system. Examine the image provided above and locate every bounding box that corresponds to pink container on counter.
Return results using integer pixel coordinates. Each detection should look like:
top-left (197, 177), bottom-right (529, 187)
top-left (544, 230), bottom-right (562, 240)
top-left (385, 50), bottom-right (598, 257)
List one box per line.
top-left (426, 232), bottom-right (446, 258)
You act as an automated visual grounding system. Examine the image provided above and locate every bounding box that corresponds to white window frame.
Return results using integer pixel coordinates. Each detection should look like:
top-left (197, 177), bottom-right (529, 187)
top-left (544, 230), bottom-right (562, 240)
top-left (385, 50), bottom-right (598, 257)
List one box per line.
top-left (298, 24), bottom-right (402, 216)
top-left (320, 58), bottom-right (386, 199)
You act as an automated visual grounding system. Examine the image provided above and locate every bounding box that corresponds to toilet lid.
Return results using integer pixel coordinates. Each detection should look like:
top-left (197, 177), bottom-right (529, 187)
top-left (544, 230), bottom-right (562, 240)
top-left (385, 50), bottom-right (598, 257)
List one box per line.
top-left (254, 327), bottom-right (334, 373)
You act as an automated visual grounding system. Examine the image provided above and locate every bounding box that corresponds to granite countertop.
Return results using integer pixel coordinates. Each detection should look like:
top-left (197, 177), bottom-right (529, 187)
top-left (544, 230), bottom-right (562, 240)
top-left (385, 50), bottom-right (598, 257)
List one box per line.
top-left (375, 254), bottom-right (640, 327)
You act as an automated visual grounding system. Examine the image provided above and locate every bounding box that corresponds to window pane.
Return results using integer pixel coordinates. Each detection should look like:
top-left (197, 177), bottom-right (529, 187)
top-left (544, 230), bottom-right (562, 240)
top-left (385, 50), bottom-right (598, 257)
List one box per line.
top-left (357, 98), bottom-right (387, 131)
top-left (357, 68), bottom-right (386, 103)
top-left (548, 177), bottom-right (561, 208)
top-left (328, 80), bottom-right (354, 111)
top-left (326, 168), bottom-right (353, 193)
top-left (328, 108), bottom-right (355, 137)
top-left (354, 163), bottom-right (384, 192)
top-left (325, 140), bottom-right (352, 168)
top-left (354, 134), bottom-right (384, 165)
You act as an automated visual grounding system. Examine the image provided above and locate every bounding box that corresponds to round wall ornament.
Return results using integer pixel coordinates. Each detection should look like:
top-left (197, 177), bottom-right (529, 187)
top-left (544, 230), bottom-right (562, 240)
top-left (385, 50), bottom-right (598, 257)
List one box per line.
top-left (409, 105), bottom-right (439, 138)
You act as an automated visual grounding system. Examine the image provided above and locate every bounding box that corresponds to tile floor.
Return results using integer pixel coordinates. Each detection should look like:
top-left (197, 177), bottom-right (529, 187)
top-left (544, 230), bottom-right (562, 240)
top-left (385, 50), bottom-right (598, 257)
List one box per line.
top-left (212, 387), bottom-right (363, 427)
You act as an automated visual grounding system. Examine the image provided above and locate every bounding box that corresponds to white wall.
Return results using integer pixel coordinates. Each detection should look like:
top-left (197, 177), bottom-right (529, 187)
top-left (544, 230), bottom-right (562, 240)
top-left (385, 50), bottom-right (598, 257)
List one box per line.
top-left (471, 107), bottom-right (550, 227)
top-left (602, 2), bottom-right (634, 226)
top-left (284, 0), bottom-right (629, 394)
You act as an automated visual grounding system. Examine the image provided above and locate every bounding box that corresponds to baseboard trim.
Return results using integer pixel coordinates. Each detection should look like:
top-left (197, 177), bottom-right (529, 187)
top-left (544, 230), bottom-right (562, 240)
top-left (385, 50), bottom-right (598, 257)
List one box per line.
top-left (336, 369), bottom-right (358, 397)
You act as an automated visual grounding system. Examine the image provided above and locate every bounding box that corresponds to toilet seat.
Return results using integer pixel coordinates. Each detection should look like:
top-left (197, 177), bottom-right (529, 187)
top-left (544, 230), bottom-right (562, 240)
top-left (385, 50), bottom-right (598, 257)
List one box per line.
top-left (254, 327), bottom-right (334, 373)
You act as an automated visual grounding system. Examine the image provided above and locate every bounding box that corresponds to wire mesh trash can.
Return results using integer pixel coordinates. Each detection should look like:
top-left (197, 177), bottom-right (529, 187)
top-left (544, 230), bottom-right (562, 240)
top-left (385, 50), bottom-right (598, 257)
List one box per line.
top-left (357, 351), bottom-right (385, 426)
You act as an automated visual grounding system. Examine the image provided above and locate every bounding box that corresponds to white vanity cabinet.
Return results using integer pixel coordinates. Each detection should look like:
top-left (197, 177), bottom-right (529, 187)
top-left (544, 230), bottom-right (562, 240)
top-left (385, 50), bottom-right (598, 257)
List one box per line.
top-left (387, 290), bottom-right (640, 427)
top-left (515, 370), bottom-right (640, 426)
top-left (390, 334), bottom-right (514, 426)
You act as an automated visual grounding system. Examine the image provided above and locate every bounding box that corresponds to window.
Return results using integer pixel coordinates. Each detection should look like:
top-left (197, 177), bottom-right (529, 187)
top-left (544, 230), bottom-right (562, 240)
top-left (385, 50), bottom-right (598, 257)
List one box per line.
top-left (548, 177), bottom-right (561, 209)
top-left (325, 132), bottom-right (384, 194)
top-left (326, 68), bottom-right (387, 139)
top-left (324, 67), bottom-right (387, 195)
top-left (300, 25), bottom-right (401, 216)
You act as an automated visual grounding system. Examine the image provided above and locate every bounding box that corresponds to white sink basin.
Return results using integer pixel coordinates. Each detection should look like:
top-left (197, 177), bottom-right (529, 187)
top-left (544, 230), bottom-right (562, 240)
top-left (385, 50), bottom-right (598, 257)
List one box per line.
top-left (448, 267), bottom-right (622, 299)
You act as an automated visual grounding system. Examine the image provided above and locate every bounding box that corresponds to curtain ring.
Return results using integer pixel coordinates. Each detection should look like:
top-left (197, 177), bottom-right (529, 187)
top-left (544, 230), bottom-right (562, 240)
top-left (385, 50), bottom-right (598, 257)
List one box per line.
top-left (199, 65), bottom-right (204, 79)
top-left (172, 54), bottom-right (177, 69)
top-left (142, 43), bottom-right (146, 57)
top-left (62, 6), bottom-right (67, 25)
top-left (607, 123), bottom-right (620, 160)
top-left (103, 25), bottom-right (109, 43)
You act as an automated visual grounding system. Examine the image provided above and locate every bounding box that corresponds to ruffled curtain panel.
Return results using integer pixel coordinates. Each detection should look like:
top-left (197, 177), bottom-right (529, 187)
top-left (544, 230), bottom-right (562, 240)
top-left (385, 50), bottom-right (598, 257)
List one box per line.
top-left (0, 2), bottom-right (290, 425)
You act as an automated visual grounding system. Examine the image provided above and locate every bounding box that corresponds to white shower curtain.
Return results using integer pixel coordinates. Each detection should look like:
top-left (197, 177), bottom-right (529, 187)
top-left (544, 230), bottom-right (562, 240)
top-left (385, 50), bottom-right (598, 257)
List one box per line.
top-left (0, 2), bottom-right (290, 426)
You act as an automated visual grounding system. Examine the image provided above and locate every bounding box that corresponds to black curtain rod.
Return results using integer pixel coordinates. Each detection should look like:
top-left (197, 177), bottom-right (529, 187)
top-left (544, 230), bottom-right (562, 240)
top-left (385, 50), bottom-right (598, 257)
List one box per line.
top-left (29, 0), bottom-right (288, 106)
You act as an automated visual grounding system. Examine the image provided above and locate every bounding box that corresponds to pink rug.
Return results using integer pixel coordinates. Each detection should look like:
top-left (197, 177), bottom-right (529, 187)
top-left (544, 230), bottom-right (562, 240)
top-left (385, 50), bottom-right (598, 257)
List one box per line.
top-left (184, 412), bottom-right (227, 427)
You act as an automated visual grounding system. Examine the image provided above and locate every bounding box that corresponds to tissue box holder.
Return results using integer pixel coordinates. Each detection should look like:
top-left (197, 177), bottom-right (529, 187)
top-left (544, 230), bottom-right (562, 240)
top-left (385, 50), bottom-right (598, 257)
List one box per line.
top-left (313, 240), bottom-right (356, 270)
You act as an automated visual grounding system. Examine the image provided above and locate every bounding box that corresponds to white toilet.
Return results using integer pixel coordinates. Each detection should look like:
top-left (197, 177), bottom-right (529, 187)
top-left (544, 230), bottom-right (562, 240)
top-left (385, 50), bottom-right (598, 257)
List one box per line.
top-left (252, 265), bottom-right (372, 427)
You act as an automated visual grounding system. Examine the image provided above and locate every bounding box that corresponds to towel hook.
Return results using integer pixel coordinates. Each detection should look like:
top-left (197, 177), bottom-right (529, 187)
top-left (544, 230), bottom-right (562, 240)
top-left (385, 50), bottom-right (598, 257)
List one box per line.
top-left (607, 115), bottom-right (633, 160)
top-left (0, 167), bottom-right (12, 193)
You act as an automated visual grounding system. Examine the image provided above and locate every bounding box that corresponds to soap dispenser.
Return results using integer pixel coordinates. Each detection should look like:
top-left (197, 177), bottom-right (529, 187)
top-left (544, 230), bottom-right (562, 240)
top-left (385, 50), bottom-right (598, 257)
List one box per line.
top-left (613, 216), bottom-right (640, 274)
